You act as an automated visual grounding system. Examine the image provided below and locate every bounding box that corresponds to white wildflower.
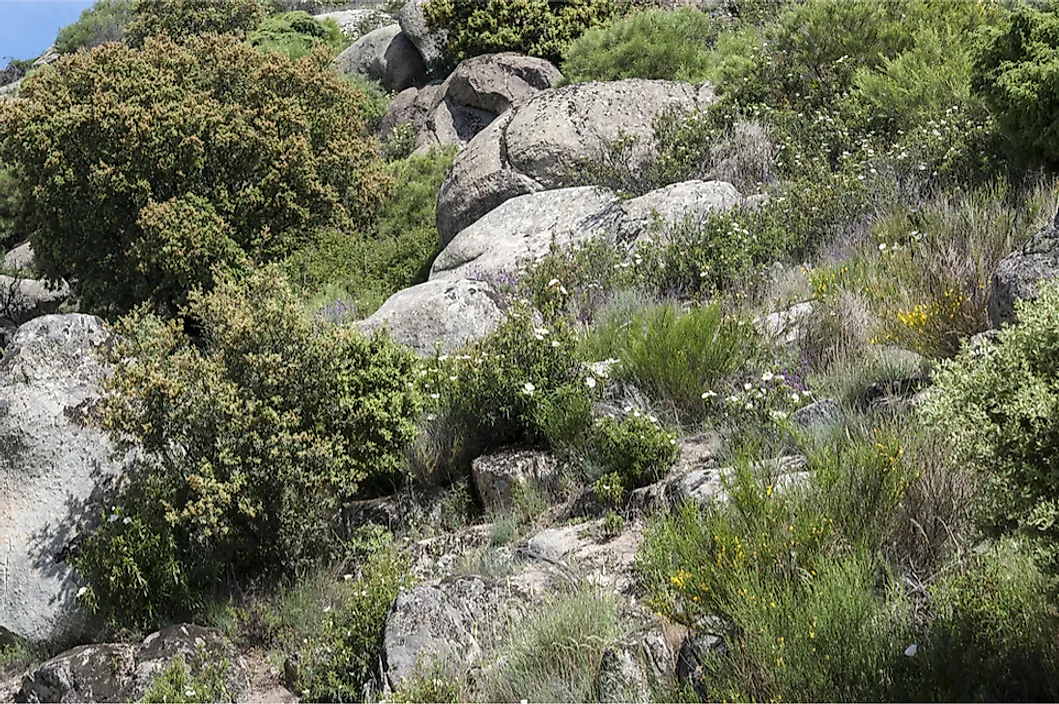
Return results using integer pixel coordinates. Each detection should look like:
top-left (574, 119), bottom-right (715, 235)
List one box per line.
top-left (585, 377), bottom-right (597, 389)
top-left (761, 371), bottom-right (774, 383)
top-left (522, 382), bottom-right (535, 396)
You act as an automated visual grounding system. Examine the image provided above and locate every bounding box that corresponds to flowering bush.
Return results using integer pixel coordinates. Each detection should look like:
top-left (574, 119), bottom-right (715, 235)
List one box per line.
top-left (715, 368), bottom-right (813, 428)
top-left (126, 0), bottom-right (263, 46)
top-left (419, 307), bottom-right (598, 460)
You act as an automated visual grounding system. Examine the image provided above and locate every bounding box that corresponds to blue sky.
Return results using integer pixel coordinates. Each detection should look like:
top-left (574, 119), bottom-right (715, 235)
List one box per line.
top-left (1, 0), bottom-right (96, 62)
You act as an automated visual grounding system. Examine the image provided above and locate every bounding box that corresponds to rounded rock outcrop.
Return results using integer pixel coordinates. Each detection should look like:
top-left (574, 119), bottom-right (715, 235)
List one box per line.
top-left (0, 314), bottom-right (127, 642)
top-left (435, 78), bottom-right (719, 245)
top-left (356, 278), bottom-right (505, 356)
top-left (335, 24), bottom-right (426, 92)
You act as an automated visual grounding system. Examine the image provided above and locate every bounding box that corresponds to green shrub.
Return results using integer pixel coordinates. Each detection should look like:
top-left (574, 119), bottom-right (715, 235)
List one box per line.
top-left (247, 11), bottom-right (348, 60)
top-left (422, 308), bottom-right (596, 461)
top-left (476, 586), bottom-right (622, 703)
top-left (718, 0), bottom-right (1002, 111)
top-left (905, 547), bottom-right (1059, 702)
top-left (0, 33), bottom-right (391, 315)
top-left (379, 665), bottom-right (462, 704)
top-left (522, 238), bottom-right (639, 324)
top-left (139, 649), bottom-right (238, 703)
top-left (54, 0), bottom-right (132, 53)
top-left (585, 413), bottom-right (677, 490)
top-left (296, 547), bottom-right (413, 702)
top-left (585, 301), bottom-right (759, 419)
top-left (593, 472), bottom-right (625, 506)
top-left (973, 4), bottom-right (1059, 166)
top-left (71, 489), bottom-right (194, 628)
top-left (423, 0), bottom-right (617, 68)
top-left (848, 25), bottom-right (983, 137)
top-left (286, 146), bottom-right (455, 318)
top-left (925, 280), bottom-right (1059, 575)
top-left (0, 164), bottom-right (20, 250)
top-left (343, 74), bottom-right (390, 134)
top-left (126, 0), bottom-right (265, 46)
top-left (561, 6), bottom-right (718, 83)
top-left (73, 268), bottom-right (420, 628)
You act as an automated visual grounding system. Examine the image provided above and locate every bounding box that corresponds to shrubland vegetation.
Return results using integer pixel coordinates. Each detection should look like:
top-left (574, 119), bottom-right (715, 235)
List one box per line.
top-left (423, 0), bottom-right (619, 69)
top-left (54, 0), bottom-right (132, 53)
top-left (4, 0), bottom-right (1059, 701)
top-left (247, 11), bottom-right (348, 60)
top-left (124, 0), bottom-right (265, 47)
top-left (0, 33), bottom-right (390, 315)
top-left (72, 269), bottom-right (420, 628)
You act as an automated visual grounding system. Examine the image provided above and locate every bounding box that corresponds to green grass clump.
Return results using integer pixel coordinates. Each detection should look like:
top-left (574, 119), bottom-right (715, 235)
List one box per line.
top-left (562, 7), bottom-right (719, 84)
top-left (247, 11), bottom-right (348, 60)
top-left (585, 300), bottom-right (758, 421)
top-left (476, 586), bottom-right (622, 703)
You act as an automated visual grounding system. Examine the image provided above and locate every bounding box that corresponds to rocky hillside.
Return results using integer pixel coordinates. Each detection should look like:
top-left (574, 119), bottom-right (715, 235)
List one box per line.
top-left (2, 0), bottom-right (1059, 702)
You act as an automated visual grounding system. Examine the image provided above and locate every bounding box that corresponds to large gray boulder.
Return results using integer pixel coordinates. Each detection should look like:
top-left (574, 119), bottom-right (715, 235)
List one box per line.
top-left (0, 314), bottom-right (125, 642)
top-left (434, 111), bottom-right (541, 247)
top-left (471, 449), bottom-right (558, 512)
top-left (17, 624), bottom-right (249, 703)
top-left (0, 79), bottom-right (19, 102)
top-left (436, 78), bottom-right (718, 244)
top-left (32, 46), bottom-right (60, 69)
top-left (445, 52), bottom-right (562, 116)
top-left (380, 53), bottom-right (562, 155)
top-left (0, 275), bottom-right (70, 326)
top-left (622, 180), bottom-right (743, 246)
top-left (382, 576), bottom-right (525, 692)
top-left (2, 242), bottom-right (35, 273)
top-left (356, 278), bottom-right (505, 356)
top-left (989, 210), bottom-right (1059, 327)
top-left (430, 186), bottom-right (625, 281)
top-left (335, 24), bottom-right (425, 92)
top-left (397, 0), bottom-right (447, 74)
